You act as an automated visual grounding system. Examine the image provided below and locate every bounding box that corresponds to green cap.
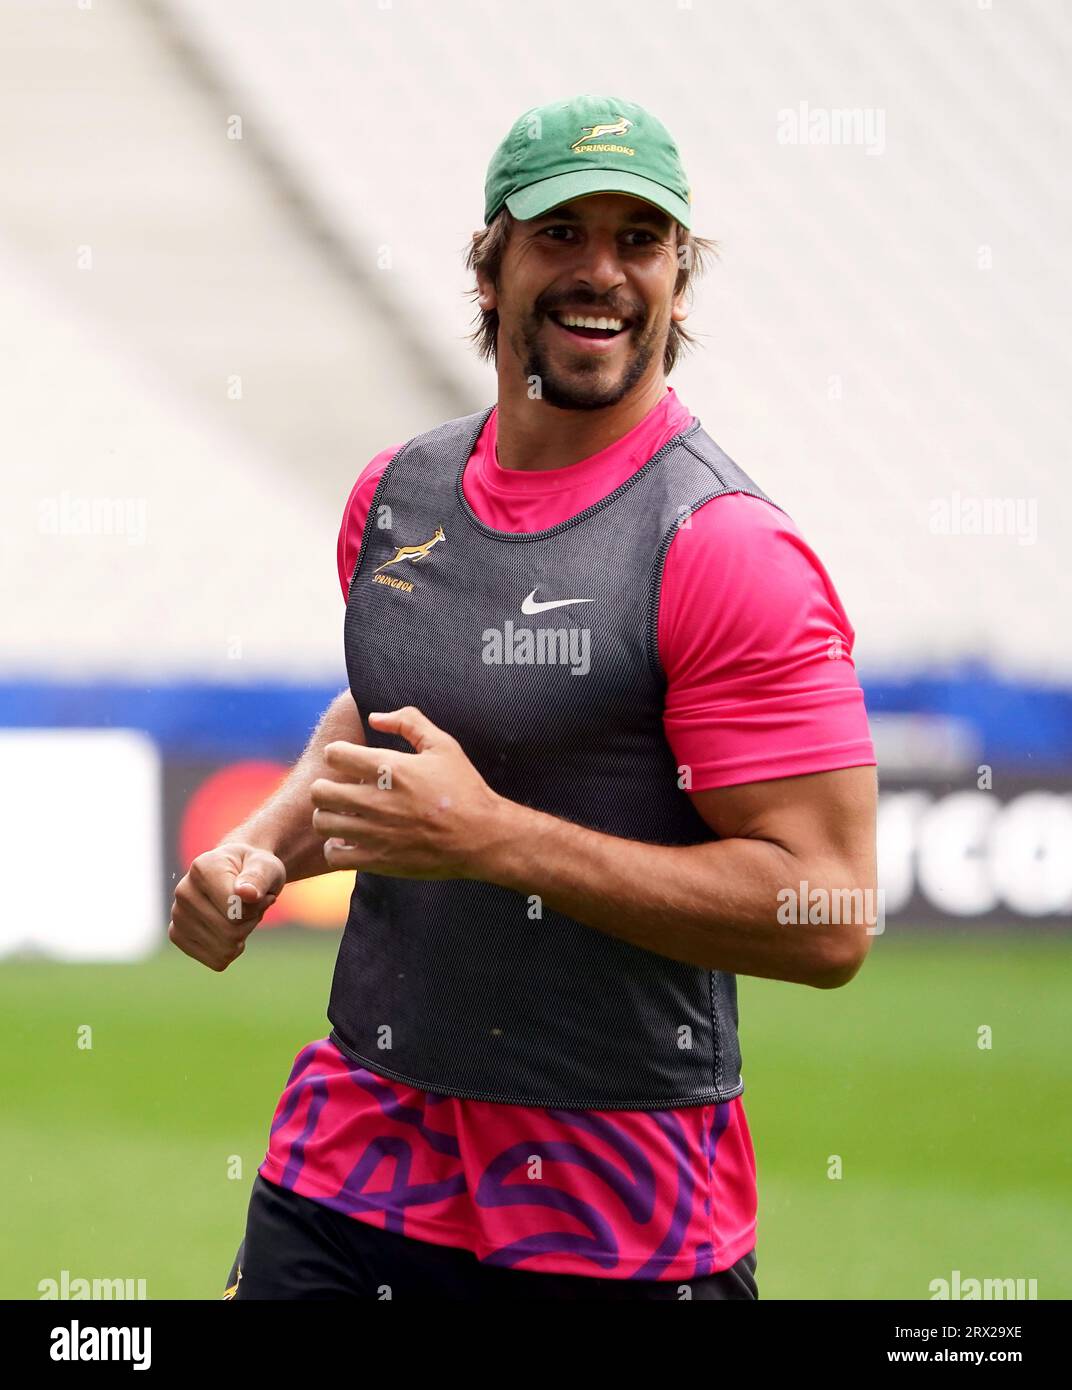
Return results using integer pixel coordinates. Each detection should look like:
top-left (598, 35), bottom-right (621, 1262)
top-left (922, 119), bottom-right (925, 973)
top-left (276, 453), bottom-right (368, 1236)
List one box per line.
top-left (483, 94), bottom-right (692, 230)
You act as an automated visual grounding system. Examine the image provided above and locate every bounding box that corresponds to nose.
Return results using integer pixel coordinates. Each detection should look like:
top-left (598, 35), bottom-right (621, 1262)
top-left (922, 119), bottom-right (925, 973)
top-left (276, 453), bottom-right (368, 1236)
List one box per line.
top-left (570, 230), bottom-right (627, 297)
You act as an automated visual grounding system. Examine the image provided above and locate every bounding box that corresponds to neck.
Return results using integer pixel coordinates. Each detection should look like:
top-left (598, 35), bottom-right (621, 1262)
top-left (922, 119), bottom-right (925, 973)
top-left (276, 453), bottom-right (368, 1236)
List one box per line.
top-left (493, 374), bottom-right (669, 473)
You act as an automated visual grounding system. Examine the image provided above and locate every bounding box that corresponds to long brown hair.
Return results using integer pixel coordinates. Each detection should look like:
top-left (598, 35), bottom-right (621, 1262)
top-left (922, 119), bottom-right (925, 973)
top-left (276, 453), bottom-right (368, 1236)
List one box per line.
top-left (463, 208), bottom-right (718, 375)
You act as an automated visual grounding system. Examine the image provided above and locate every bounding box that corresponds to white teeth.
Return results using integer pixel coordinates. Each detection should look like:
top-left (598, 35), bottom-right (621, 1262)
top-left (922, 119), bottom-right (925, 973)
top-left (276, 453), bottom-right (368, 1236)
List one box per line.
top-left (558, 313), bottom-right (625, 331)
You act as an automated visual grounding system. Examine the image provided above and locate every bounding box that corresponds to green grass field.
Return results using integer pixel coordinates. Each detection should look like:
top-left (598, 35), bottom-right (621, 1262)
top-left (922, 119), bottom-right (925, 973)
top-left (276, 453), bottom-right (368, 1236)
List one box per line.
top-left (2, 929), bottom-right (1068, 1299)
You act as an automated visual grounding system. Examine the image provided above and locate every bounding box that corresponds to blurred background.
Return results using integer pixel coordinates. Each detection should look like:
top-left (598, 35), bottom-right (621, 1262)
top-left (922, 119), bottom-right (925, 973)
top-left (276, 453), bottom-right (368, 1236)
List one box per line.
top-left (1, 0), bottom-right (1069, 1299)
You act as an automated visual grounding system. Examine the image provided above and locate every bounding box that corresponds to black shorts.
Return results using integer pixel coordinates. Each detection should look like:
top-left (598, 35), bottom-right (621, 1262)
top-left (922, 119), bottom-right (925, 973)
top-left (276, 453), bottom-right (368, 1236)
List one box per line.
top-left (225, 1174), bottom-right (759, 1301)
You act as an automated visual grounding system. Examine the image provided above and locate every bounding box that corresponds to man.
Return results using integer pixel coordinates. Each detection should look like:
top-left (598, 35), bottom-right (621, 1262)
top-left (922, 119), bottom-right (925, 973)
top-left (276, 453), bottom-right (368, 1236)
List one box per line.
top-left (172, 94), bottom-right (878, 1301)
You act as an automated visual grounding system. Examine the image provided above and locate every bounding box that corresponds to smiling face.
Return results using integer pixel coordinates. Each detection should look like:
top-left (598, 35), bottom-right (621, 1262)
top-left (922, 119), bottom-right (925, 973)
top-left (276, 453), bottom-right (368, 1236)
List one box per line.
top-left (477, 193), bottom-right (689, 411)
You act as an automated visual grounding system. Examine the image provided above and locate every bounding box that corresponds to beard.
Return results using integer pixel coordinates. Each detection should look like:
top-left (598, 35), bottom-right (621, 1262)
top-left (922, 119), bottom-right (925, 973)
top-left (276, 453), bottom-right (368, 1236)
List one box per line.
top-left (509, 302), bottom-right (665, 411)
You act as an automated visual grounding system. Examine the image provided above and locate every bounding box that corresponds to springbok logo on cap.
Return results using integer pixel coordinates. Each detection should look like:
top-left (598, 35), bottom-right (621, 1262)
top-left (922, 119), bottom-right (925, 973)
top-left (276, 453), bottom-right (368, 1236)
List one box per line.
top-left (570, 116), bottom-right (635, 154)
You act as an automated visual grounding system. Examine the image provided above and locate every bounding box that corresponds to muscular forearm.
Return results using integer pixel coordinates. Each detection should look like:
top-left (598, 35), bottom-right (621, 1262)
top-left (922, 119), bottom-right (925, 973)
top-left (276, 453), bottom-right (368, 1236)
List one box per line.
top-left (224, 689), bottom-right (365, 882)
top-left (476, 798), bottom-right (872, 988)
top-left (307, 709), bottom-right (876, 988)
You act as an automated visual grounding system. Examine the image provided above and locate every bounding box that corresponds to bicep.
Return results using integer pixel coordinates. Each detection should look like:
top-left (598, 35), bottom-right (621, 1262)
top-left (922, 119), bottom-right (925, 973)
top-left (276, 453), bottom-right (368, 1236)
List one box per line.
top-left (689, 765), bottom-right (878, 876)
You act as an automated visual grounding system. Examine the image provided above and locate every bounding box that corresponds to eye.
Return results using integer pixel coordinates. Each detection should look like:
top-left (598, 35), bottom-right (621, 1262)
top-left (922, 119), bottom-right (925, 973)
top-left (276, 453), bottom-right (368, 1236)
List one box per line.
top-left (536, 225), bottom-right (664, 247)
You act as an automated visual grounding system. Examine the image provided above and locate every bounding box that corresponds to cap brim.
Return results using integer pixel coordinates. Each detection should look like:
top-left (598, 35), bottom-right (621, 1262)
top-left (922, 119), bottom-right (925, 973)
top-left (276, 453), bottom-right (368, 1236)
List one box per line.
top-left (504, 167), bottom-right (691, 230)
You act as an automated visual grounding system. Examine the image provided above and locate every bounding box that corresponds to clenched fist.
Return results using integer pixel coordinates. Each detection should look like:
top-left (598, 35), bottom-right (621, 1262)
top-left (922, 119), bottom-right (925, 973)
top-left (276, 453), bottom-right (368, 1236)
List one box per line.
top-left (169, 843), bottom-right (285, 971)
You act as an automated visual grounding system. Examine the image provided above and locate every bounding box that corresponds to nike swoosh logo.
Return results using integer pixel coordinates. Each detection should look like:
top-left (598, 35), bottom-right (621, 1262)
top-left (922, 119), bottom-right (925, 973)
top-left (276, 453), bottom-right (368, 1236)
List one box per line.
top-left (521, 589), bottom-right (595, 615)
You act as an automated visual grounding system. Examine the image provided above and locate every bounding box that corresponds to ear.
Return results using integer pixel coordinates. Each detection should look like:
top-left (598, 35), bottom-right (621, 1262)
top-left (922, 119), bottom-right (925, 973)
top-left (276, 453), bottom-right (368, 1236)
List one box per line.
top-left (476, 276), bottom-right (498, 312)
top-left (671, 230), bottom-right (693, 323)
top-left (471, 230), bottom-right (499, 312)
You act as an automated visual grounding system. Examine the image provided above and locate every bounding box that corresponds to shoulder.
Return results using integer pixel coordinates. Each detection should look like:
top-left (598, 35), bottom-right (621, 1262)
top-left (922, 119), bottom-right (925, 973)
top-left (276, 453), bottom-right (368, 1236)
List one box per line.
top-left (671, 489), bottom-right (815, 575)
top-left (341, 443), bottom-right (405, 526)
top-left (657, 490), bottom-right (874, 790)
top-left (661, 487), bottom-right (848, 602)
top-left (336, 443), bottom-right (405, 598)
top-left (658, 490), bottom-right (859, 675)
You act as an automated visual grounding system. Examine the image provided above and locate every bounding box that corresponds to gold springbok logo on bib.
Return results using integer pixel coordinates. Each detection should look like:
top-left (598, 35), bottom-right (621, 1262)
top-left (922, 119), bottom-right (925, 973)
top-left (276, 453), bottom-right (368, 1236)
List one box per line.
top-left (374, 525), bottom-right (445, 574)
top-left (372, 525), bottom-right (446, 591)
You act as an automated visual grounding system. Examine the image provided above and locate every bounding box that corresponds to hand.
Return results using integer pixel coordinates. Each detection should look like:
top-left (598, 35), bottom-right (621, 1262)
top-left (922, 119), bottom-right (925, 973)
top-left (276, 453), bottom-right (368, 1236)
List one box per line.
top-left (169, 843), bottom-right (286, 971)
top-left (310, 706), bottom-right (506, 880)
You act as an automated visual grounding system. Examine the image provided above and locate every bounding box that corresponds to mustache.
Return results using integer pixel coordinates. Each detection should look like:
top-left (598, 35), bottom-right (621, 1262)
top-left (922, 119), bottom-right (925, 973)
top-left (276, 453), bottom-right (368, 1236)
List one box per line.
top-left (535, 294), bottom-right (645, 322)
